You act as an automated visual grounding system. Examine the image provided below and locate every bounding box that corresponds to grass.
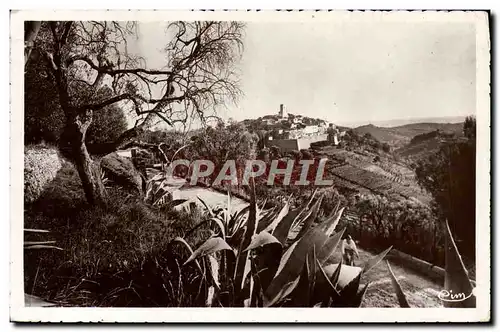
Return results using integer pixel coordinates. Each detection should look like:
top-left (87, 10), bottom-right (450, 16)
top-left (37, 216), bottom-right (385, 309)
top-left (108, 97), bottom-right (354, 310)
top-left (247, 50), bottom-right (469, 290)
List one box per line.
top-left (24, 162), bottom-right (210, 307)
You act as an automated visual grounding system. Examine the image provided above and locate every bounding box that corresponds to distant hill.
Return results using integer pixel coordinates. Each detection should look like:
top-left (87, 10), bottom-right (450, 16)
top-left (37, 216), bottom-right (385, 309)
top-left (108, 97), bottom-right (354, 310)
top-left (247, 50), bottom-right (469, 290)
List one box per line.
top-left (395, 127), bottom-right (465, 163)
top-left (353, 122), bottom-right (464, 148)
top-left (338, 115), bottom-right (467, 128)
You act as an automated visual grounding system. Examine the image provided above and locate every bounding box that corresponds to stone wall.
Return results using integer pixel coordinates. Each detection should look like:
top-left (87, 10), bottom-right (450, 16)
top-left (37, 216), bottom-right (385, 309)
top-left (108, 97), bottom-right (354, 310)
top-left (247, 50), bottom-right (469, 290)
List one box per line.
top-left (269, 134), bottom-right (328, 152)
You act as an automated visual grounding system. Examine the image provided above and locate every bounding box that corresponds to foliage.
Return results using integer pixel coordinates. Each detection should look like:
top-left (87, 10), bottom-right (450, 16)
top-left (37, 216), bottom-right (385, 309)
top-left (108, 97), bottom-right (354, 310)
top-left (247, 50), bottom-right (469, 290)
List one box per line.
top-left (463, 116), bottom-right (476, 140)
top-left (174, 182), bottom-right (393, 307)
top-left (189, 122), bottom-right (259, 168)
top-left (85, 103), bottom-right (128, 147)
top-left (24, 55), bottom-right (66, 145)
top-left (341, 129), bottom-right (387, 154)
top-left (350, 194), bottom-right (443, 266)
top-left (25, 56), bottom-right (128, 151)
top-left (414, 117), bottom-right (476, 258)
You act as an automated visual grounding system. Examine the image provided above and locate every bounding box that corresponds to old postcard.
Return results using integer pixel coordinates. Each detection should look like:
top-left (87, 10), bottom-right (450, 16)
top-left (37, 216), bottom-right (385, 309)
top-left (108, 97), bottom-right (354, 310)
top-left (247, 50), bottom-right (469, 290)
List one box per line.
top-left (10, 10), bottom-right (490, 322)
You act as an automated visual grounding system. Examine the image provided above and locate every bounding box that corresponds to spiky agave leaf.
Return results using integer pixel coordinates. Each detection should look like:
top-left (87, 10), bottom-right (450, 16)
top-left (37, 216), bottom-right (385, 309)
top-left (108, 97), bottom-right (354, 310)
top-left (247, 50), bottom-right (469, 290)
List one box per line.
top-left (172, 236), bottom-right (203, 272)
top-left (234, 177), bottom-right (258, 294)
top-left (264, 274), bottom-right (301, 307)
top-left (25, 294), bottom-right (56, 307)
top-left (330, 258), bottom-right (343, 288)
top-left (24, 245), bottom-right (63, 250)
top-left (265, 201), bottom-right (350, 303)
top-left (353, 282), bottom-right (370, 308)
top-left (290, 257), bottom-right (313, 306)
top-left (24, 241), bottom-right (57, 246)
top-left (24, 229), bottom-right (50, 233)
top-left (230, 205), bottom-right (250, 234)
top-left (207, 217), bottom-right (226, 239)
top-left (323, 207), bottom-right (345, 237)
top-left (444, 219), bottom-right (475, 308)
top-left (256, 207), bottom-right (279, 233)
top-left (322, 264), bottom-right (362, 289)
top-left (386, 260), bottom-right (410, 308)
top-left (249, 256), bottom-right (264, 307)
top-left (314, 258), bottom-right (341, 306)
top-left (290, 189), bottom-right (317, 232)
top-left (197, 196), bottom-right (215, 217)
top-left (273, 207), bottom-right (302, 245)
top-left (207, 254), bottom-right (221, 288)
top-left (244, 231), bottom-right (281, 252)
top-left (171, 198), bottom-right (188, 207)
top-left (317, 228), bottom-right (346, 264)
top-left (295, 195), bottom-right (324, 239)
top-left (335, 271), bottom-right (362, 307)
top-left (275, 241), bottom-right (299, 277)
top-left (362, 246), bottom-right (393, 274)
top-left (307, 245), bottom-right (318, 288)
top-left (263, 195), bottom-right (292, 233)
top-left (206, 286), bottom-right (216, 307)
top-left (226, 189), bottom-right (231, 225)
top-left (264, 225), bottom-right (329, 303)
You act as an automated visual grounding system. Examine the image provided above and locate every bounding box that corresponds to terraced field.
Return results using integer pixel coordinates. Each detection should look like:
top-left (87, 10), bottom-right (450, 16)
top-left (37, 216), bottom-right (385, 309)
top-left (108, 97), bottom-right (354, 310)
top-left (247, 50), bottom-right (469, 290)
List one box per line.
top-left (319, 147), bottom-right (431, 204)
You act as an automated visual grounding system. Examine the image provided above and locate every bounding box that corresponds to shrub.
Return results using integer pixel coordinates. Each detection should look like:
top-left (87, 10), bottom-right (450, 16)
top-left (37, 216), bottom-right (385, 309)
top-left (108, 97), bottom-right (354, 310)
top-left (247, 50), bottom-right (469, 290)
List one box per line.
top-left (347, 194), bottom-right (443, 266)
top-left (24, 57), bottom-right (66, 145)
top-left (25, 57), bottom-right (128, 154)
top-left (24, 145), bottom-right (63, 204)
top-left (85, 105), bottom-right (128, 147)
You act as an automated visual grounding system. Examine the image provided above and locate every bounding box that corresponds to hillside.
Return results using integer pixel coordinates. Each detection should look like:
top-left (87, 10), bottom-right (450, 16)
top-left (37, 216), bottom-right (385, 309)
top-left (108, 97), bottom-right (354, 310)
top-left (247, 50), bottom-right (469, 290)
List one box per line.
top-left (317, 146), bottom-right (432, 205)
top-left (353, 122), bottom-right (463, 148)
top-left (395, 128), bottom-right (465, 163)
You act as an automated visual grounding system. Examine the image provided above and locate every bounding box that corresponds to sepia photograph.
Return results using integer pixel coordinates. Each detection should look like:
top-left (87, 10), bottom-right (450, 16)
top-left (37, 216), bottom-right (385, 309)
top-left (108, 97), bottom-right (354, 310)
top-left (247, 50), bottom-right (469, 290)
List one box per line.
top-left (10, 10), bottom-right (490, 322)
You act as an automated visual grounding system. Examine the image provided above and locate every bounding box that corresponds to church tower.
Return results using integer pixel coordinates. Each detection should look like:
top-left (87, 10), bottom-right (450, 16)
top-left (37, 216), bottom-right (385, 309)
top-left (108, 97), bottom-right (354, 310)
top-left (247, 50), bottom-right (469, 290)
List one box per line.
top-left (279, 104), bottom-right (287, 119)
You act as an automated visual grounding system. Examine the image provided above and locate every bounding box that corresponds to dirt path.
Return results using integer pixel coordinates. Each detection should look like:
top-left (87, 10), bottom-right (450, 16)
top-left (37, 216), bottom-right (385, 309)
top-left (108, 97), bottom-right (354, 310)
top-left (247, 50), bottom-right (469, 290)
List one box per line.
top-left (332, 247), bottom-right (443, 308)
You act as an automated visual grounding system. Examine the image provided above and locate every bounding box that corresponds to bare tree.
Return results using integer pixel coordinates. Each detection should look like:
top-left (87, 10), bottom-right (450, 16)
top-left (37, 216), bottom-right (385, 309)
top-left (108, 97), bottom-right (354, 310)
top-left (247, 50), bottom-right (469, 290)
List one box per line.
top-left (25, 21), bottom-right (245, 206)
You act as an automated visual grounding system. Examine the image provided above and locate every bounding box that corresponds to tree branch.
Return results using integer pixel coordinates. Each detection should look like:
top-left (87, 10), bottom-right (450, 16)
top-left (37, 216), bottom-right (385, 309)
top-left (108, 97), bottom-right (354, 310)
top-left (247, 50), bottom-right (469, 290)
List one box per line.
top-left (67, 55), bottom-right (174, 77)
top-left (60, 21), bottom-right (74, 45)
top-left (82, 93), bottom-right (138, 111)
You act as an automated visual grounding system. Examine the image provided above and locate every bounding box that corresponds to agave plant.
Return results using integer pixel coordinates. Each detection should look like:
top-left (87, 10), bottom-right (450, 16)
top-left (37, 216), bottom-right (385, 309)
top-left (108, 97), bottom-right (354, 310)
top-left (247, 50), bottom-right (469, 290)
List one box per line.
top-left (24, 228), bottom-right (62, 251)
top-left (24, 228), bottom-right (62, 307)
top-left (172, 180), bottom-right (393, 307)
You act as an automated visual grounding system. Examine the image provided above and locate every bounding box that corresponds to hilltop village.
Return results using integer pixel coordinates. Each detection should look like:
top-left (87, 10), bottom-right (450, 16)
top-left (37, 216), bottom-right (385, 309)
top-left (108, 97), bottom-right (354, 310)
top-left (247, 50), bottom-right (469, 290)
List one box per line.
top-left (241, 104), bottom-right (344, 152)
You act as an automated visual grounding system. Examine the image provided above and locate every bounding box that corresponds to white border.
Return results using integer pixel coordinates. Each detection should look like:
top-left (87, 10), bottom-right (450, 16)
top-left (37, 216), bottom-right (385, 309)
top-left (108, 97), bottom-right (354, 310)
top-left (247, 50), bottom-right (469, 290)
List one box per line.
top-left (9, 10), bottom-right (491, 323)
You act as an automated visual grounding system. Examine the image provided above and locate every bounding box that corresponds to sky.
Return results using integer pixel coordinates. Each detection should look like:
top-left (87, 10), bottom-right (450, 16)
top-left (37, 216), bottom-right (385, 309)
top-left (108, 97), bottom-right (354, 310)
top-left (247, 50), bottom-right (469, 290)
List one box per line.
top-left (130, 20), bottom-right (476, 128)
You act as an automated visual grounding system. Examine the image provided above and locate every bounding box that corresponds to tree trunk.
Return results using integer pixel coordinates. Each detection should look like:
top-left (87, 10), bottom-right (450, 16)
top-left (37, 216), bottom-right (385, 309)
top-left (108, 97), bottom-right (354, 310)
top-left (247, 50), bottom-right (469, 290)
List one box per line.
top-left (67, 109), bottom-right (107, 206)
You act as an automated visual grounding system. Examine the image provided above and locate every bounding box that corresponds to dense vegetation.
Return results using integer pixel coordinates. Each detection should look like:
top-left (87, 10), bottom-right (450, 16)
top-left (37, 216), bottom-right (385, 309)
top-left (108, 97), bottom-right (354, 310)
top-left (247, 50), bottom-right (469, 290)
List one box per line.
top-left (25, 58), bottom-right (128, 149)
top-left (339, 130), bottom-right (391, 154)
top-left (414, 116), bottom-right (476, 259)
